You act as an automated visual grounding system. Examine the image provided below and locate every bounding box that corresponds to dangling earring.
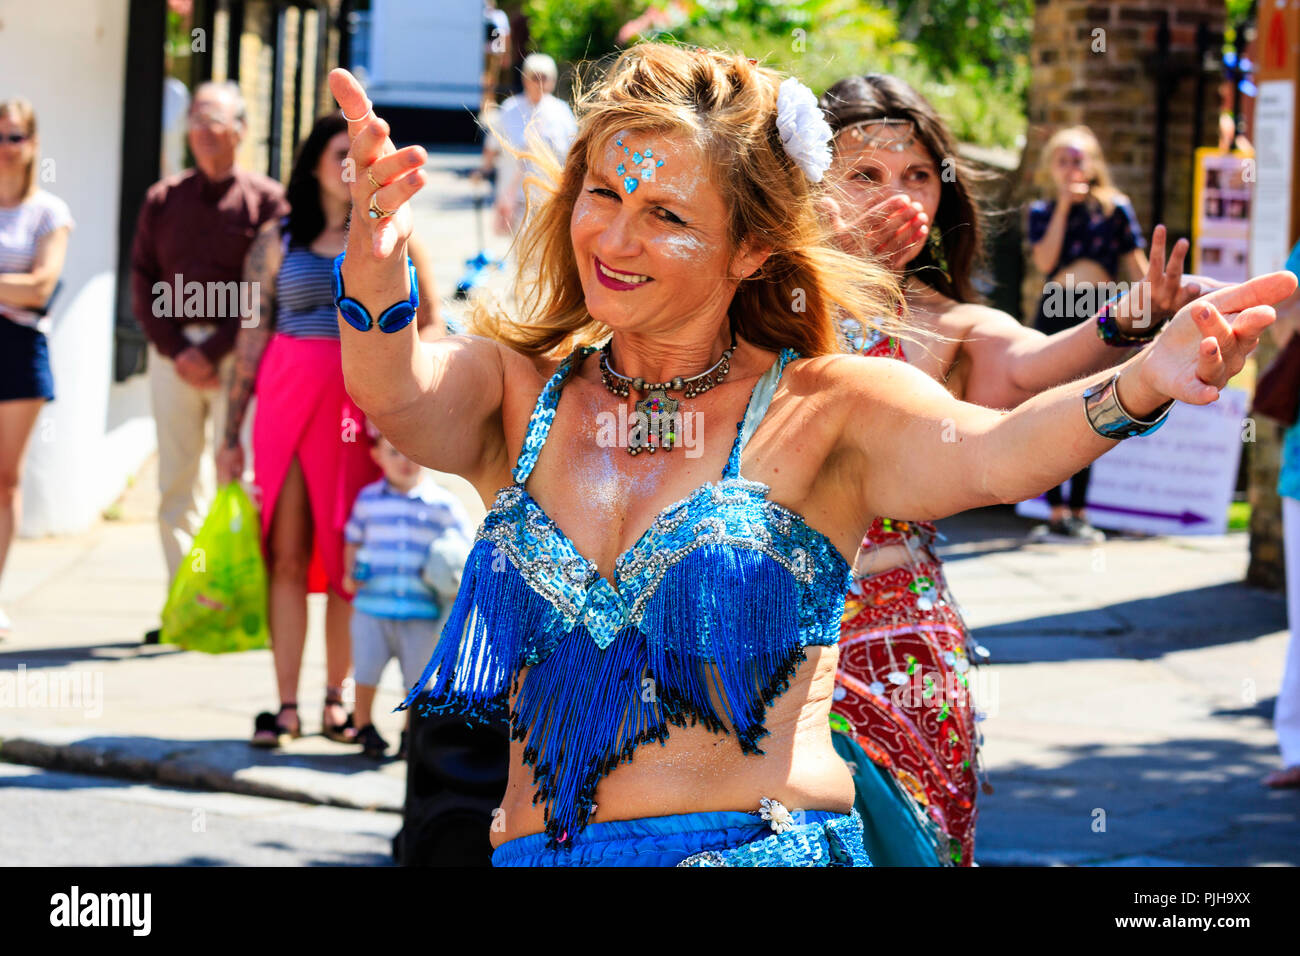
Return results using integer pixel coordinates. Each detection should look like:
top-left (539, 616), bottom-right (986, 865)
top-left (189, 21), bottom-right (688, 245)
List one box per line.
top-left (926, 224), bottom-right (950, 278)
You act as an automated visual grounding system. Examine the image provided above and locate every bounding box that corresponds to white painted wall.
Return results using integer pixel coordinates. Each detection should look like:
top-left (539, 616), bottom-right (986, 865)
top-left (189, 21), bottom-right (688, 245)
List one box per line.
top-left (0, 0), bottom-right (155, 536)
top-left (367, 0), bottom-right (481, 109)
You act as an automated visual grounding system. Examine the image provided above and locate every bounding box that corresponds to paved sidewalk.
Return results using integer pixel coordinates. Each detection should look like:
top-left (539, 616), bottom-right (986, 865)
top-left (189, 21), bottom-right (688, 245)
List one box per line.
top-left (938, 512), bottom-right (1299, 866)
top-left (0, 453), bottom-right (486, 814)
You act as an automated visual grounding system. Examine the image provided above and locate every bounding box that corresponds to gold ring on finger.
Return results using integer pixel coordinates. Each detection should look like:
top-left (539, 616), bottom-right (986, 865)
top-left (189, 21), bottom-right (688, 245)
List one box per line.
top-left (368, 193), bottom-right (394, 220)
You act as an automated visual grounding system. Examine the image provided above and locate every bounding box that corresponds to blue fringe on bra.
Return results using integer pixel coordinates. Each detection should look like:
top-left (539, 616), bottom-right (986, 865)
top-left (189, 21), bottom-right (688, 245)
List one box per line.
top-left (398, 536), bottom-right (843, 850)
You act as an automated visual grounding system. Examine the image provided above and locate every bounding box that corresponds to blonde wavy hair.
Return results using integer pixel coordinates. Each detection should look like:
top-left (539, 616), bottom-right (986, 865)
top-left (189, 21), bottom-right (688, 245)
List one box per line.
top-left (0, 98), bottom-right (39, 200)
top-left (1036, 125), bottom-right (1123, 215)
top-left (469, 42), bottom-right (905, 359)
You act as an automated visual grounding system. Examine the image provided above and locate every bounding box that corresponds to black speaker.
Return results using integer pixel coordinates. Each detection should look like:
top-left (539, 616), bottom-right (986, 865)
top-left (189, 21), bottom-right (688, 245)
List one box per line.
top-left (393, 698), bottom-right (510, 866)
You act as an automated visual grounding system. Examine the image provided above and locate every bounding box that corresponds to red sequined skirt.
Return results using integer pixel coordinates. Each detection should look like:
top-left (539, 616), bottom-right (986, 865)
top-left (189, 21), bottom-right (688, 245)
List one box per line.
top-left (833, 557), bottom-right (981, 865)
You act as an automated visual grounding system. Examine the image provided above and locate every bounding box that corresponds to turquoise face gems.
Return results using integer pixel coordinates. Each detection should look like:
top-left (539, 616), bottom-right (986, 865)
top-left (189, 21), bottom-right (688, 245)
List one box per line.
top-left (612, 137), bottom-right (666, 194)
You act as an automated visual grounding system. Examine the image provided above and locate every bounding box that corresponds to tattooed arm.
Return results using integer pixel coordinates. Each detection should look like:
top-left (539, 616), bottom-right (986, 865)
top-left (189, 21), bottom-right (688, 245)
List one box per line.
top-left (216, 221), bottom-right (281, 482)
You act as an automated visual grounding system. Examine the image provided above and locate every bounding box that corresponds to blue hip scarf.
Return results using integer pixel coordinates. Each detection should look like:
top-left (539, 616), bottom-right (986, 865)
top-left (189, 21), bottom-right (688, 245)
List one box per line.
top-left (491, 808), bottom-right (871, 867)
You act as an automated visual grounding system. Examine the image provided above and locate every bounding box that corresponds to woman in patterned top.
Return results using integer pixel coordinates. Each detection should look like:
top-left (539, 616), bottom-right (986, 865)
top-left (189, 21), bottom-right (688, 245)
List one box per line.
top-left (215, 112), bottom-right (443, 747)
top-left (0, 98), bottom-right (73, 641)
top-left (1027, 125), bottom-right (1151, 540)
top-left (817, 74), bottom-right (1209, 864)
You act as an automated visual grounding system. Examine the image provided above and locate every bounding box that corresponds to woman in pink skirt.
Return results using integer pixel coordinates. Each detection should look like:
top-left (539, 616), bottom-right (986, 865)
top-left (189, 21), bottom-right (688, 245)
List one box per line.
top-left (216, 112), bottom-right (443, 746)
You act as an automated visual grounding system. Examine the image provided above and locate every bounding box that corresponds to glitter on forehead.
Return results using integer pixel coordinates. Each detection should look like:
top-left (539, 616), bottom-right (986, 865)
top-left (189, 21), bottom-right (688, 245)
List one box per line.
top-left (610, 135), bottom-right (667, 194)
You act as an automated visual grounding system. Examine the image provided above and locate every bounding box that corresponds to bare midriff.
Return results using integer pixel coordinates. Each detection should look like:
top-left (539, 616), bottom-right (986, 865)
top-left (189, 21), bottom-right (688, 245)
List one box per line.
top-left (492, 644), bottom-right (855, 847)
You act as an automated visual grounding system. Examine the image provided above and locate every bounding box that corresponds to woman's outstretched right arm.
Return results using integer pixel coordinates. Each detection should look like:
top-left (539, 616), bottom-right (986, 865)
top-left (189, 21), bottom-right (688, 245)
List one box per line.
top-left (328, 68), bottom-right (508, 487)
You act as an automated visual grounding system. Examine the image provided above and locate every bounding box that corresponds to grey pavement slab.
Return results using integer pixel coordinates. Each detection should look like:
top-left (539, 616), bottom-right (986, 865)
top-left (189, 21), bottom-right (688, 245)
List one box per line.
top-left (937, 507), bottom-right (1298, 866)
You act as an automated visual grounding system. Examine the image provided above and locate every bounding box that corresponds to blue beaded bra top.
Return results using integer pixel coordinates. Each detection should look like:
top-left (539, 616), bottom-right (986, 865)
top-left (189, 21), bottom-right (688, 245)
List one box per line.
top-left (399, 343), bottom-right (853, 849)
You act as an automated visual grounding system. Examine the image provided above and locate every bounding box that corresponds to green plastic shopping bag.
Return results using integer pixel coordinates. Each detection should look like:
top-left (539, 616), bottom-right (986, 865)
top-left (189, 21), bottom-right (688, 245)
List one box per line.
top-left (160, 481), bottom-right (270, 653)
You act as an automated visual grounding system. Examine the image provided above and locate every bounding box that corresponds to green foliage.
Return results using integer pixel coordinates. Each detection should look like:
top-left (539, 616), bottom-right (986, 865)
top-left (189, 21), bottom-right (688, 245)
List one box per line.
top-left (883, 60), bottom-right (1028, 151)
top-left (888, 0), bottom-right (1033, 79)
top-left (522, 0), bottom-right (1030, 148)
top-left (1224, 0), bottom-right (1254, 54)
top-left (673, 1), bottom-right (1028, 148)
top-left (678, 0), bottom-right (907, 92)
top-left (523, 0), bottom-right (649, 66)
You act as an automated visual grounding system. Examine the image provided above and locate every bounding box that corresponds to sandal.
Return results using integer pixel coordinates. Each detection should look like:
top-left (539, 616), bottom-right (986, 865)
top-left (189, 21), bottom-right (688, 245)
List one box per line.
top-left (322, 688), bottom-right (356, 743)
top-left (1263, 765), bottom-right (1300, 789)
top-left (356, 723), bottom-right (389, 760)
top-left (251, 703), bottom-right (300, 748)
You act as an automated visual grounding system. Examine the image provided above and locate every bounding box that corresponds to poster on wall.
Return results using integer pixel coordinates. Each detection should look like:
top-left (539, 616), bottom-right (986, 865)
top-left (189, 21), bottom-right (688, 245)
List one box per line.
top-left (1250, 79), bottom-right (1296, 276)
top-left (1192, 148), bottom-right (1253, 284)
top-left (1014, 388), bottom-right (1248, 537)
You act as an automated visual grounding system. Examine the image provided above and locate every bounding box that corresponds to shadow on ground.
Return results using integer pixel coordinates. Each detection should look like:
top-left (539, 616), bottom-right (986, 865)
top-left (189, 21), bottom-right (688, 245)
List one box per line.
top-left (973, 581), bottom-right (1285, 663)
top-left (975, 733), bottom-right (1300, 866)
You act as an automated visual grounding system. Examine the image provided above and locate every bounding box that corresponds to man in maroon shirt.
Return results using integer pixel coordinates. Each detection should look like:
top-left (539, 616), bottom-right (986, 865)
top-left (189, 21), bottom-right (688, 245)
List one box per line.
top-left (131, 81), bottom-right (287, 641)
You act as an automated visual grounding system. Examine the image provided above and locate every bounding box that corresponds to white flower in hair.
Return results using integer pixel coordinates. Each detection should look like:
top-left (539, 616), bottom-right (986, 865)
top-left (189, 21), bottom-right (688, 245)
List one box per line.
top-left (776, 77), bottom-right (834, 183)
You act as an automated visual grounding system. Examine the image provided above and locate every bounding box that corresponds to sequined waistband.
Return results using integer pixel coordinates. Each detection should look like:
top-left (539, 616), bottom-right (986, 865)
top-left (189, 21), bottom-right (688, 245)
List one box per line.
top-left (491, 807), bottom-right (867, 867)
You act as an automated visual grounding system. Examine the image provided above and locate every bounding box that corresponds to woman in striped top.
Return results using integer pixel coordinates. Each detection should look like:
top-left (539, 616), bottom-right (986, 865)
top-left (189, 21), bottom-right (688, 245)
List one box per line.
top-left (216, 112), bottom-right (444, 746)
top-left (0, 98), bottom-right (73, 641)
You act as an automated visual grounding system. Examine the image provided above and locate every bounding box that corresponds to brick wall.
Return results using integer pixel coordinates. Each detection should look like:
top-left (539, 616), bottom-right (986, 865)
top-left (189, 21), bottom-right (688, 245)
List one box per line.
top-left (1017, 0), bottom-right (1227, 319)
top-left (1019, 0), bottom-right (1286, 590)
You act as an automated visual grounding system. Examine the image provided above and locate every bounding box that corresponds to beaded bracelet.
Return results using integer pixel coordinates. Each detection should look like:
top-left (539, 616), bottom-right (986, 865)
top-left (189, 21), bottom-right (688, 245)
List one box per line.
top-left (1095, 291), bottom-right (1164, 347)
top-left (332, 253), bottom-right (418, 333)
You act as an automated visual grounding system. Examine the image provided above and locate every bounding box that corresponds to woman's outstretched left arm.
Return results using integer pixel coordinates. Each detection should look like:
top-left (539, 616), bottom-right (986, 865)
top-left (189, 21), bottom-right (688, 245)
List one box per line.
top-left (842, 270), bottom-right (1296, 523)
top-left (959, 226), bottom-right (1200, 409)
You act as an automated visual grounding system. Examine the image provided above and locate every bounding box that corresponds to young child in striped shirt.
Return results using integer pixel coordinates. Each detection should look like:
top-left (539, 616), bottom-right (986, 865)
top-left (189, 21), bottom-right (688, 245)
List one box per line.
top-left (344, 425), bottom-right (474, 759)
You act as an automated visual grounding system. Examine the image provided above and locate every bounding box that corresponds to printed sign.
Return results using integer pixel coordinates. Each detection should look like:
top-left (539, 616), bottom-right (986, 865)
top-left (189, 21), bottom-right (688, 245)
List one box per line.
top-left (1251, 79), bottom-right (1296, 275)
top-left (1192, 148), bottom-right (1253, 284)
top-left (1015, 388), bottom-right (1249, 536)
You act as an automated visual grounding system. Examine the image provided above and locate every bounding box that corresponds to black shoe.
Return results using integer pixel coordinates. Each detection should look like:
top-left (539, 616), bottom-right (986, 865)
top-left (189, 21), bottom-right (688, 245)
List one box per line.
top-left (356, 723), bottom-right (389, 760)
top-left (1063, 516), bottom-right (1105, 543)
top-left (143, 628), bottom-right (161, 645)
top-left (1028, 519), bottom-right (1072, 541)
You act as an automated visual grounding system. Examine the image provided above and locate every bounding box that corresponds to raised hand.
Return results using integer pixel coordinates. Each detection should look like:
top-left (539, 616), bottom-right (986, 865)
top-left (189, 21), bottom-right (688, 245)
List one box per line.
top-left (1059, 181), bottom-right (1090, 206)
top-left (819, 190), bottom-right (927, 271)
top-left (328, 68), bottom-right (427, 264)
top-left (1131, 270), bottom-right (1297, 407)
top-left (860, 193), bottom-right (930, 272)
top-left (1130, 224), bottom-right (1199, 331)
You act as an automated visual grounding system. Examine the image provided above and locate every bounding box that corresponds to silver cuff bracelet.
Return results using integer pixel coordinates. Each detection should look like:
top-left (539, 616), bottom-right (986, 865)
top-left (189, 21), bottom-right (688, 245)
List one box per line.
top-left (1083, 372), bottom-right (1173, 440)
